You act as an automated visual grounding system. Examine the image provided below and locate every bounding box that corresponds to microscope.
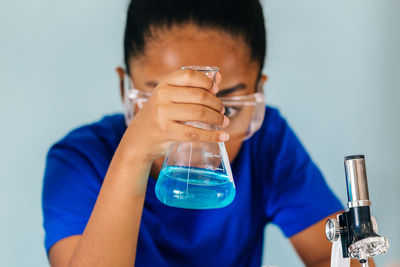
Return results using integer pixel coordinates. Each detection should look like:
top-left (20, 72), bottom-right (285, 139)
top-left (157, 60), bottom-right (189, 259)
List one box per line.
top-left (325, 155), bottom-right (390, 267)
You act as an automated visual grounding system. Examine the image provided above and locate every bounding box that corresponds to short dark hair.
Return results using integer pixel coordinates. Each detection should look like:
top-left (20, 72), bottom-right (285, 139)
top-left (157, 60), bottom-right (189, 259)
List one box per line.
top-left (124, 0), bottom-right (266, 74)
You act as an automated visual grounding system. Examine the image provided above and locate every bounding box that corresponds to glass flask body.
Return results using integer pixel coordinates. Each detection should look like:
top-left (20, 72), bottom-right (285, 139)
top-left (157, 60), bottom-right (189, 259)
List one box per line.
top-left (155, 66), bottom-right (236, 209)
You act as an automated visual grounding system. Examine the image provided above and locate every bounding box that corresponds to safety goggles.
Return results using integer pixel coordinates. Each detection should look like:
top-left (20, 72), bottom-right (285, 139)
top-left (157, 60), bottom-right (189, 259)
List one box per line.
top-left (122, 74), bottom-right (265, 141)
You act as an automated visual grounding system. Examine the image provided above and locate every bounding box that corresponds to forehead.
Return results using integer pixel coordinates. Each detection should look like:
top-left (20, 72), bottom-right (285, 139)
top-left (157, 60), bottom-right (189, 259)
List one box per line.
top-left (130, 24), bottom-right (259, 85)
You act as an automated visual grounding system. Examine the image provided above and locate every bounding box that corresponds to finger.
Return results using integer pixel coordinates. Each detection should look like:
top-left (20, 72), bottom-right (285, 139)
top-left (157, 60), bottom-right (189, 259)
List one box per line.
top-left (163, 103), bottom-right (229, 128)
top-left (169, 122), bottom-right (230, 143)
top-left (160, 69), bottom-right (215, 93)
top-left (160, 85), bottom-right (224, 113)
top-left (215, 72), bottom-right (222, 86)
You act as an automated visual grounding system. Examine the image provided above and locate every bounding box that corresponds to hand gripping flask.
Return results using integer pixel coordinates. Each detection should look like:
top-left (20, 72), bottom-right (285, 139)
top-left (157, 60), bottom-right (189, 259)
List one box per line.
top-left (155, 66), bottom-right (236, 209)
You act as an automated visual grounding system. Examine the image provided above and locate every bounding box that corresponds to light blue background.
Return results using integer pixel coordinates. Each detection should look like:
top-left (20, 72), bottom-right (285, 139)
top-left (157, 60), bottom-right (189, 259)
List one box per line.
top-left (0, 0), bottom-right (399, 266)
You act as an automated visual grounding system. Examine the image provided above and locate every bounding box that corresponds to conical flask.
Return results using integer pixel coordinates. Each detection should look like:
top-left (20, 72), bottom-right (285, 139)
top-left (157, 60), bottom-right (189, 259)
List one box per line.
top-left (155, 66), bottom-right (236, 209)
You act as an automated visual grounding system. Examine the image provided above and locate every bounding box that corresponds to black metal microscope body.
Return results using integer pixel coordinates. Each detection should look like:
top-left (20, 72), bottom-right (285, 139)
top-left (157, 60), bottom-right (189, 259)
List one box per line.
top-left (325, 155), bottom-right (389, 266)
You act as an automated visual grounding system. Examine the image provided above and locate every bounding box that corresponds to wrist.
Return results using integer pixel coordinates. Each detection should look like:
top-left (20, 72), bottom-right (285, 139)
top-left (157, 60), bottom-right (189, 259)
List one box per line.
top-left (117, 132), bottom-right (155, 165)
top-left (105, 142), bottom-right (154, 195)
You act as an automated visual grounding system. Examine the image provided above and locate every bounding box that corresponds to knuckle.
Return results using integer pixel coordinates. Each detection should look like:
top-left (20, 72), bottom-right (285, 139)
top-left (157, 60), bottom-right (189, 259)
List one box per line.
top-left (182, 69), bottom-right (196, 81)
top-left (155, 104), bottom-right (167, 117)
top-left (154, 88), bottom-right (166, 100)
top-left (199, 91), bottom-right (209, 102)
top-left (196, 107), bottom-right (207, 118)
top-left (186, 130), bottom-right (199, 142)
top-left (158, 119), bottom-right (168, 132)
top-left (160, 125), bottom-right (169, 135)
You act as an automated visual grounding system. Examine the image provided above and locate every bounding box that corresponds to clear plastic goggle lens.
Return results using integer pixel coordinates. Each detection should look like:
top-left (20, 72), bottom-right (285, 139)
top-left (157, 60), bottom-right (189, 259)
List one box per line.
top-left (122, 76), bottom-right (265, 140)
top-left (218, 93), bottom-right (265, 140)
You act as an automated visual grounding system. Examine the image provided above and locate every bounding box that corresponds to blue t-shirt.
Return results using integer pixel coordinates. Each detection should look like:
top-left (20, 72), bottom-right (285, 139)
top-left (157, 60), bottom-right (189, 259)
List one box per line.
top-left (42, 106), bottom-right (343, 266)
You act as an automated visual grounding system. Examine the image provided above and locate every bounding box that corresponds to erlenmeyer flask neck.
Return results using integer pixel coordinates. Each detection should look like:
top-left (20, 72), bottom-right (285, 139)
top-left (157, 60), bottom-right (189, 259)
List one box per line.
top-left (182, 66), bottom-right (219, 131)
top-left (181, 65), bottom-right (219, 83)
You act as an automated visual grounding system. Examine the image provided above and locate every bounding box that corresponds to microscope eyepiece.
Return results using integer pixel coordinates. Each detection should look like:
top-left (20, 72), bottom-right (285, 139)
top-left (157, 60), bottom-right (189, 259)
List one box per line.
top-left (344, 155), bottom-right (371, 208)
top-left (344, 155), bottom-right (365, 160)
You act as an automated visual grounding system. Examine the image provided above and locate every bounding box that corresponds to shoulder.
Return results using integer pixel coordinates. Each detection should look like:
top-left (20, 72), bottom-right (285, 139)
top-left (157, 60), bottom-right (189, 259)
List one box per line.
top-left (46, 113), bottom-right (126, 176)
top-left (59, 113), bottom-right (125, 145)
top-left (259, 106), bottom-right (287, 136)
top-left (51, 114), bottom-right (125, 153)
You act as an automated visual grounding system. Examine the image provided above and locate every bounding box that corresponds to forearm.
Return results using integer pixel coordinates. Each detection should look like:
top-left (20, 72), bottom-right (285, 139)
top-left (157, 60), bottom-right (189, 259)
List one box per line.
top-left (350, 259), bottom-right (376, 267)
top-left (68, 142), bottom-right (152, 267)
top-left (309, 258), bottom-right (376, 267)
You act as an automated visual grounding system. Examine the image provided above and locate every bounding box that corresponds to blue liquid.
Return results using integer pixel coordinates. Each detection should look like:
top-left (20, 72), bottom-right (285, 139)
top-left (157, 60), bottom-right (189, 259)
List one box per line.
top-left (155, 166), bottom-right (236, 209)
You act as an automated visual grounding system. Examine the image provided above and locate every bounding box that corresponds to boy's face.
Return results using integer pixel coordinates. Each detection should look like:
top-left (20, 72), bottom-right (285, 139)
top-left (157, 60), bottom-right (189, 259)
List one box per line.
top-left (121, 23), bottom-right (267, 167)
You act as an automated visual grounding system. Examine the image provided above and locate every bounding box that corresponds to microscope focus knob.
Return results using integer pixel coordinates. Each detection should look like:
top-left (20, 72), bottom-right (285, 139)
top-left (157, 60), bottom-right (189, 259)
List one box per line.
top-left (325, 218), bottom-right (341, 242)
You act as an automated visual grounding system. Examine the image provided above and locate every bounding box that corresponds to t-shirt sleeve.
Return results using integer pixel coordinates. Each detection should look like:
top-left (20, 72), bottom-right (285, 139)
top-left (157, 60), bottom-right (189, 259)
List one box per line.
top-left (42, 141), bottom-right (102, 254)
top-left (262, 109), bottom-right (344, 237)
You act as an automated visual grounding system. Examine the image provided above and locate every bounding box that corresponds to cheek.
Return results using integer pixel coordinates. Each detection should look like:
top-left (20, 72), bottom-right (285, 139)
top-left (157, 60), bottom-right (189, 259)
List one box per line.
top-left (225, 140), bottom-right (243, 162)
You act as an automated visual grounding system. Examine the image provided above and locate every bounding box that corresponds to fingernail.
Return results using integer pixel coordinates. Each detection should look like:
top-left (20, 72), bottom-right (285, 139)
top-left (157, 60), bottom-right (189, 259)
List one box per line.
top-left (212, 83), bottom-right (219, 94)
top-left (222, 116), bottom-right (230, 127)
top-left (219, 132), bottom-right (229, 142)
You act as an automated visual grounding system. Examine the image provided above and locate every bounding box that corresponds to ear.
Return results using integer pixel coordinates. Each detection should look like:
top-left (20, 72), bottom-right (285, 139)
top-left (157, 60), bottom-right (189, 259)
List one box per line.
top-left (116, 66), bottom-right (125, 102)
top-left (257, 74), bottom-right (268, 92)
